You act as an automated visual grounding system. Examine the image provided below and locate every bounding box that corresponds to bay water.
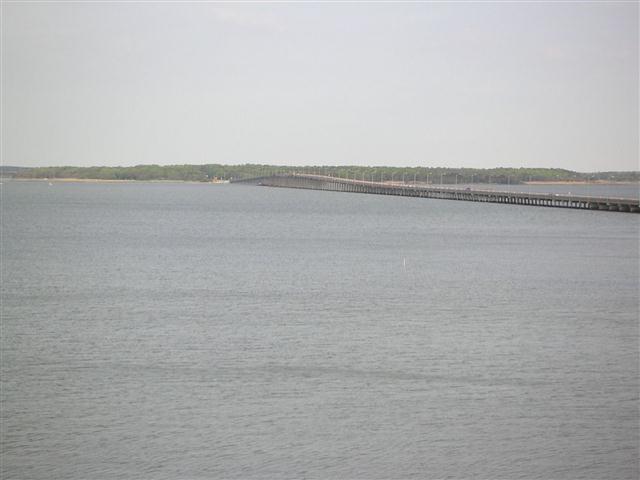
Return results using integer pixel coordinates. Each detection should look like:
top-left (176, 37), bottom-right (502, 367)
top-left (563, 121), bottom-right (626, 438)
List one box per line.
top-left (1, 181), bottom-right (638, 479)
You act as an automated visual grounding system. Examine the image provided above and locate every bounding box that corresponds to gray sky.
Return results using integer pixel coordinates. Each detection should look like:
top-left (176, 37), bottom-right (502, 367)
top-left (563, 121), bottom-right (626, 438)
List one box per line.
top-left (2, 2), bottom-right (638, 171)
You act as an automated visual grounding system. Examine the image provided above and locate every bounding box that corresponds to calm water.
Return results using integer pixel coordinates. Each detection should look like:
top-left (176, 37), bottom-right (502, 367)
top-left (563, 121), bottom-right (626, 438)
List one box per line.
top-left (2, 181), bottom-right (638, 479)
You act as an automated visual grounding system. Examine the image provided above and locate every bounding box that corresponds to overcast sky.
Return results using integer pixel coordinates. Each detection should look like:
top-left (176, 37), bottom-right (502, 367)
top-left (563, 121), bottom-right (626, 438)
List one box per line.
top-left (2, 2), bottom-right (638, 171)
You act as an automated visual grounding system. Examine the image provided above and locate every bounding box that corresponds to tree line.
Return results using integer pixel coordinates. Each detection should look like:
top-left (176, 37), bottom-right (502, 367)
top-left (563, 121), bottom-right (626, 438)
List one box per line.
top-left (13, 164), bottom-right (640, 184)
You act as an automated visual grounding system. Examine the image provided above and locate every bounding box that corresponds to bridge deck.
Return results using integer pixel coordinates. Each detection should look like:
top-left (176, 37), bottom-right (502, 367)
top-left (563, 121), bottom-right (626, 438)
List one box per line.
top-left (233, 174), bottom-right (640, 213)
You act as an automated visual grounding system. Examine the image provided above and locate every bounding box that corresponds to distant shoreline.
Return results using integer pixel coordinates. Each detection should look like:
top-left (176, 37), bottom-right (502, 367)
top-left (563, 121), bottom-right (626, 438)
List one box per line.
top-left (5, 165), bottom-right (638, 185)
top-left (7, 178), bottom-right (229, 184)
top-left (522, 180), bottom-right (638, 185)
top-left (6, 177), bottom-right (637, 186)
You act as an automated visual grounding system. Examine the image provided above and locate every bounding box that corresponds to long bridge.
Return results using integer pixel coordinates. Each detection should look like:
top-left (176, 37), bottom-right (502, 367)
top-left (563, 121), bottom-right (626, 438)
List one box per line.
top-left (233, 173), bottom-right (640, 213)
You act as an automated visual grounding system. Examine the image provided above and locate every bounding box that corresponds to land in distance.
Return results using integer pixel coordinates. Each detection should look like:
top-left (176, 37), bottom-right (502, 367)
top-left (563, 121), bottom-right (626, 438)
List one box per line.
top-left (6, 164), bottom-right (639, 185)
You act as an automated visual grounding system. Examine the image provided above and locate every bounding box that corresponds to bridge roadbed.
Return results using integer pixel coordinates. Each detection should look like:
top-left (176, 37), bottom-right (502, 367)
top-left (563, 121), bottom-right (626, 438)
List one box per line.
top-left (233, 174), bottom-right (640, 213)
